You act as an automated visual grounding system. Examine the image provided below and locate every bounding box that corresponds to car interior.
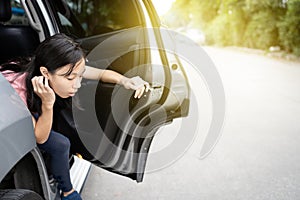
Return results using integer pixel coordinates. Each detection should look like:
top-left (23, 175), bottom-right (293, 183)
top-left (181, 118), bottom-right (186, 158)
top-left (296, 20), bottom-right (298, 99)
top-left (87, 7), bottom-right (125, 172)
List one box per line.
top-left (0, 0), bottom-right (40, 65)
top-left (0, 0), bottom-right (155, 183)
top-left (0, 0), bottom-right (188, 184)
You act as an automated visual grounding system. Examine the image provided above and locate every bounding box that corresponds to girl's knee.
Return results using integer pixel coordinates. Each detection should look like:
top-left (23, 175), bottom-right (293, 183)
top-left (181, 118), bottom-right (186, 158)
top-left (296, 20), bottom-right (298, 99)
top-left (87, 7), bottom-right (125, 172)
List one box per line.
top-left (48, 130), bottom-right (71, 153)
top-left (39, 130), bottom-right (71, 154)
top-left (56, 136), bottom-right (71, 153)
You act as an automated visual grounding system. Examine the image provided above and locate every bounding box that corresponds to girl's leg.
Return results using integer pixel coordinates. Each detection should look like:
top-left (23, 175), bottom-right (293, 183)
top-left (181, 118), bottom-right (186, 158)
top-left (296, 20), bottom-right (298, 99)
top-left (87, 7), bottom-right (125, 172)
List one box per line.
top-left (37, 130), bottom-right (73, 193)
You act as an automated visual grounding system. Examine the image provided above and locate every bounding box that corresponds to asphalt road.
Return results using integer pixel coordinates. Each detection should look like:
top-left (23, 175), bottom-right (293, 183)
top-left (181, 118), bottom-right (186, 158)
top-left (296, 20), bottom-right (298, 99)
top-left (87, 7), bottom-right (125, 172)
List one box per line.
top-left (81, 46), bottom-right (300, 200)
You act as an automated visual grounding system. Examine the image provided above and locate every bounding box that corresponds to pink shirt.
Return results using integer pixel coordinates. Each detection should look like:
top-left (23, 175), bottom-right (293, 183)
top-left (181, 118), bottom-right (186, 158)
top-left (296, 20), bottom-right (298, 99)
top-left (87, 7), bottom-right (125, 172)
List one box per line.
top-left (2, 71), bottom-right (28, 105)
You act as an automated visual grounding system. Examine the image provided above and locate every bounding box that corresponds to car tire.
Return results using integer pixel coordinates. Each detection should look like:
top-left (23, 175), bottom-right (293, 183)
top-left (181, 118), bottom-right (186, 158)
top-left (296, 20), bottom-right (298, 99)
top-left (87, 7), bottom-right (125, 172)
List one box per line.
top-left (0, 189), bottom-right (43, 200)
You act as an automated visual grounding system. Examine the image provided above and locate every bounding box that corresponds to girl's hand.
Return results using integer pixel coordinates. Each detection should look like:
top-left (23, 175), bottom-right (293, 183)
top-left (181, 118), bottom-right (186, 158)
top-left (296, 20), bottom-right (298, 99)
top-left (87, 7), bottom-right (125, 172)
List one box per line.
top-left (119, 76), bottom-right (150, 99)
top-left (31, 76), bottom-right (56, 107)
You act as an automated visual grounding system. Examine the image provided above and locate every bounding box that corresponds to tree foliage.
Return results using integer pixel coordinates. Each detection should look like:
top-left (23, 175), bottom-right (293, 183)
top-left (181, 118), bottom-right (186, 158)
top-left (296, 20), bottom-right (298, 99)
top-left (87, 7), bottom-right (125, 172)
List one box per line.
top-left (169, 0), bottom-right (300, 55)
top-left (278, 0), bottom-right (300, 55)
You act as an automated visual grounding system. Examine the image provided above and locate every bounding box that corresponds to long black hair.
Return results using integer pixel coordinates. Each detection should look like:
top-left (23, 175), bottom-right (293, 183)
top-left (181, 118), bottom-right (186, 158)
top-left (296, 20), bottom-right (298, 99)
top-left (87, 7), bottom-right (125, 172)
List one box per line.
top-left (0, 33), bottom-right (85, 115)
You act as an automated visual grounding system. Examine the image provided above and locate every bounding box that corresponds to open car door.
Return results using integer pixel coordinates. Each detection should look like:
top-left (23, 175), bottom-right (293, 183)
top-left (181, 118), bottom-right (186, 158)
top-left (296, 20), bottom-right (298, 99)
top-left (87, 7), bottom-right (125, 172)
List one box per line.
top-left (51, 27), bottom-right (181, 183)
top-left (24, 0), bottom-right (191, 182)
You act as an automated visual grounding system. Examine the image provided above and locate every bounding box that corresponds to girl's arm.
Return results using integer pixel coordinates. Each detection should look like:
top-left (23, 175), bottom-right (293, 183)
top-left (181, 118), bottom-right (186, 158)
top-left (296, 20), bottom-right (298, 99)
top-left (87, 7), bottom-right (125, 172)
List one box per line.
top-left (82, 66), bottom-right (121, 83)
top-left (83, 65), bottom-right (150, 98)
top-left (31, 76), bottom-right (55, 144)
top-left (31, 104), bottom-right (53, 144)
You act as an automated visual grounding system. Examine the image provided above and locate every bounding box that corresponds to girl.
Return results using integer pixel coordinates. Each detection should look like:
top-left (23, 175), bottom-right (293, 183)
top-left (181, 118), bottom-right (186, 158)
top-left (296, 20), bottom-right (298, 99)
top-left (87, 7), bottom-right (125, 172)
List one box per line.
top-left (1, 33), bottom-right (149, 200)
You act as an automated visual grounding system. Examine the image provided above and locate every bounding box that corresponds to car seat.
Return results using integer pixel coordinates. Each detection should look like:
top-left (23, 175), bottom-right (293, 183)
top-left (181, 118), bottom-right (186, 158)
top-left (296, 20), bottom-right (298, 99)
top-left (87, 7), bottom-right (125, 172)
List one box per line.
top-left (0, 0), bottom-right (40, 64)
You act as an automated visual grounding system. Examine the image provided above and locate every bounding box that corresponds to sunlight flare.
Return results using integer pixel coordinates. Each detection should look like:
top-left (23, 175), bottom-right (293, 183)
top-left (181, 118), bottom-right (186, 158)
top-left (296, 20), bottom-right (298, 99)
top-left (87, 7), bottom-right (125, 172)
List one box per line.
top-left (152, 0), bottom-right (175, 16)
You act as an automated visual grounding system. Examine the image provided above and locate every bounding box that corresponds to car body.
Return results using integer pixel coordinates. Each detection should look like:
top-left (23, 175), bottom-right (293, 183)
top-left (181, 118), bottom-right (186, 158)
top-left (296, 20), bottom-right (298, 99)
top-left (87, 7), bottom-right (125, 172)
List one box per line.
top-left (0, 0), bottom-right (190, 199)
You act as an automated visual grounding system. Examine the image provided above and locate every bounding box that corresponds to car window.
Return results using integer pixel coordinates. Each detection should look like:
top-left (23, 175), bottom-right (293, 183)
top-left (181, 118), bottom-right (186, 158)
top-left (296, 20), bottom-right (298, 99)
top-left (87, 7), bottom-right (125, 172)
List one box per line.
top-left (6, 0), bottom-right (29, 26)
top-left (50, 0), bottom-right (142, 38)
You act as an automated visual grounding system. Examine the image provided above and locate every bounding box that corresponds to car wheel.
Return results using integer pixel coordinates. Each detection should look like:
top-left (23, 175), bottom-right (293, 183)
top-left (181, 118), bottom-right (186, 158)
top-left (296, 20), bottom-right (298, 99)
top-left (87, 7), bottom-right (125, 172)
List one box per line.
top-left (0, 189), bottom-right (43, 200)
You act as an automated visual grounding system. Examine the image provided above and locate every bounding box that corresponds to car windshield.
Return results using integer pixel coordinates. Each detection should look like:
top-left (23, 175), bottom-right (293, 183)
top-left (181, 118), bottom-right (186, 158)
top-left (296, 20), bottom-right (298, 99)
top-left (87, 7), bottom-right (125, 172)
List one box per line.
top-left (50, 0), bottom-right (143, 38)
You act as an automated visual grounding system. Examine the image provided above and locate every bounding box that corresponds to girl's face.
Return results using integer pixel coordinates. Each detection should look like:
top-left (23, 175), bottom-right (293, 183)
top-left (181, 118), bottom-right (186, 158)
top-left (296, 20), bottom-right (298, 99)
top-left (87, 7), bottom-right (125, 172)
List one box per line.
top-left (47, 57), bottom-right (86, 98)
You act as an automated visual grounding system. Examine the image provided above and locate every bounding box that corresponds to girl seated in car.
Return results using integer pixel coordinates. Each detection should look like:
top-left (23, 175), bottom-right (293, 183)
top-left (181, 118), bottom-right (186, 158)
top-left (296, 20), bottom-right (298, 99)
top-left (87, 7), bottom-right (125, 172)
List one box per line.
top-left (0, 33), bottom-right (149, 200)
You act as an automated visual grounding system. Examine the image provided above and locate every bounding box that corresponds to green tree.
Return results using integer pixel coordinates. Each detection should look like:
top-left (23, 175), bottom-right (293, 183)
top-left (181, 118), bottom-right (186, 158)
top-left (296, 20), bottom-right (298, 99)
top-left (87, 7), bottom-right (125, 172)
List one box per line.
top-left (189, 0), bottom-right (221, 28)
top-left (243, 9), bottom-right (280, 49)
top-left (243, 0), bottom-right (285, 49)
top-left (278, 0), bottom-right (300, 55)
top-left (204, 0), bottom-right (246, 46)
top-left (168, 0), bottom-right (299, 56)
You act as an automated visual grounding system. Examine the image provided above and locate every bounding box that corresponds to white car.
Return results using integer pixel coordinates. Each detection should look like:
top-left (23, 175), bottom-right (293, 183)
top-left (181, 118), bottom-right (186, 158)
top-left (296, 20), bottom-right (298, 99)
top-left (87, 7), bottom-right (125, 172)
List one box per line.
top-left (0, 0), bottom-right (190, 199)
